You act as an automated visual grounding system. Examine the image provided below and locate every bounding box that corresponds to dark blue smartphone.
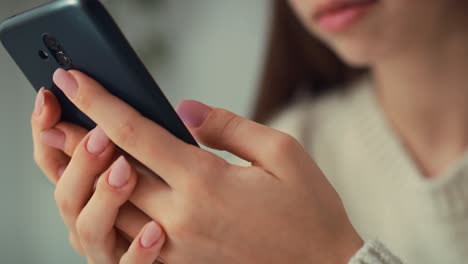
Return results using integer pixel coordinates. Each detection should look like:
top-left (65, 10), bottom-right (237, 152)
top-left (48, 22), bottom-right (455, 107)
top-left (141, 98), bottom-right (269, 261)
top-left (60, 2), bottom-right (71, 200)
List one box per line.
top-left (0, 0), bottom-right (198, 146)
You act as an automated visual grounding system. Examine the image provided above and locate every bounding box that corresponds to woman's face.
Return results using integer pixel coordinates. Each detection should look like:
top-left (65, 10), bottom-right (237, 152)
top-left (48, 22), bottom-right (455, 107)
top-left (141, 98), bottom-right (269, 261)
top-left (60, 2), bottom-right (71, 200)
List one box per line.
top-left (288, 0), bottom-right (468, 67)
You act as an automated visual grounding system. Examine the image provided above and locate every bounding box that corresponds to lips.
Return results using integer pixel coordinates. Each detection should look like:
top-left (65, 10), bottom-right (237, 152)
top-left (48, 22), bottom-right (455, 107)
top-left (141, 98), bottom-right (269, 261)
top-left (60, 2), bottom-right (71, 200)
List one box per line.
top-left (313, 0), bottom-right (378, 33)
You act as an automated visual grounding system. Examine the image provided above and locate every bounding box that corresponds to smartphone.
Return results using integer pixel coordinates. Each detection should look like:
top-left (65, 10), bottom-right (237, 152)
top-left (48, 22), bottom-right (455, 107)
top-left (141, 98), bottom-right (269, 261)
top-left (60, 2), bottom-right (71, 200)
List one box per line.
top-left (0, 0), bottom-right (198, 146)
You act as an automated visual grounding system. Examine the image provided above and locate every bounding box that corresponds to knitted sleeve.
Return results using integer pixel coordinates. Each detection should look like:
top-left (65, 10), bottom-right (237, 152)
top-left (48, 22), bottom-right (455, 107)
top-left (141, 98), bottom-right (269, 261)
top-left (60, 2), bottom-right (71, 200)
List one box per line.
top-left (349, 241), bottom-right (404, 264)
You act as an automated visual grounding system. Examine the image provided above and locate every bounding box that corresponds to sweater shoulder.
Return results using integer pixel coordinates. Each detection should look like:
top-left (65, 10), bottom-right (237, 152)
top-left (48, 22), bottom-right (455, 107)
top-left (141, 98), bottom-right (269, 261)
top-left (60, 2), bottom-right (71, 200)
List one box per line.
top-left (267, 81), bottom-right (365, 149)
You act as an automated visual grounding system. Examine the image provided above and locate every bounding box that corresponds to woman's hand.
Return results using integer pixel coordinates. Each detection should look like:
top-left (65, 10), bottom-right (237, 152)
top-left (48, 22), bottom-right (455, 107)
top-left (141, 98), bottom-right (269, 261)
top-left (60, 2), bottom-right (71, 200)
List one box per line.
top-left (31, 89), bottom-right (166, 263)
top-left (52, 68), bottom-right (364, 264)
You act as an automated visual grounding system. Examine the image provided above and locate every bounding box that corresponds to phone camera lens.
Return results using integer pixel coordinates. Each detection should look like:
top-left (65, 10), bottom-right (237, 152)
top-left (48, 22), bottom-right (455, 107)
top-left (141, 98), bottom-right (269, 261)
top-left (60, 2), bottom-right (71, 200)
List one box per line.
top-left (56, 51), bottom-right (72, 68)
top-left (38, 50), bottom-right (49, 61)
top-left (43, 34), bottom-right (60, 51)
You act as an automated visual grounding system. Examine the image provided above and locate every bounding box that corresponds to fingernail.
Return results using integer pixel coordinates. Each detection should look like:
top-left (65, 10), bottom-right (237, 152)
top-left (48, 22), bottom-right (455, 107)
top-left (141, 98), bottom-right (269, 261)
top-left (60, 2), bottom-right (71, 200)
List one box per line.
top-left (86, 126), bottom-right (110, 155)
top-left (34, 89), bottom-right (45, 116)
top-left (53, 68), bottom-right (78, 98)
top-left (140, 222), bottom-right (162, 249)
top-left (176, 100), bottom-right (212, 128)
top-left (40, 129), bottom-right (66, 151)
top-left (108, 156), bottom-right (131, 188)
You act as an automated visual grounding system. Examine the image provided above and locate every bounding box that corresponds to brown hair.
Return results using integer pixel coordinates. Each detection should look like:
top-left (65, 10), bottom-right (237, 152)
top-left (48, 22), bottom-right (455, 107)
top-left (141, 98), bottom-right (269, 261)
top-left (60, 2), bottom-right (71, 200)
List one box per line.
top-left (252, 0), bottom-right (365, 123)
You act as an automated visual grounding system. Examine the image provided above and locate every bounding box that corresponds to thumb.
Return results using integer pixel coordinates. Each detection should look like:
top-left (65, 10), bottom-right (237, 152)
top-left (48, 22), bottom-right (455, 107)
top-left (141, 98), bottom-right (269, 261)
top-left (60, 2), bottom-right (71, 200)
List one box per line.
top-left (176, 100), bottom-right (290, 166)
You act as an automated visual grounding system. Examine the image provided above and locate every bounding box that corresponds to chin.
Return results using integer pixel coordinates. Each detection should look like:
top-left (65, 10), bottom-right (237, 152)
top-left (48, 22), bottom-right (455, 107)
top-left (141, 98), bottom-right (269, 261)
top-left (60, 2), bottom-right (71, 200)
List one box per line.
top-left (329, 40), bottom-right (376, 67)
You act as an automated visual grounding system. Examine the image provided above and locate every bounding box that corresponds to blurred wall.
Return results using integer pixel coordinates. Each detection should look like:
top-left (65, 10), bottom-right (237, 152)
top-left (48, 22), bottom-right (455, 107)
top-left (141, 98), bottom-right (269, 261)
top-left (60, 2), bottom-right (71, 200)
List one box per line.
top-left (0, 0), bottom-right (269, 263)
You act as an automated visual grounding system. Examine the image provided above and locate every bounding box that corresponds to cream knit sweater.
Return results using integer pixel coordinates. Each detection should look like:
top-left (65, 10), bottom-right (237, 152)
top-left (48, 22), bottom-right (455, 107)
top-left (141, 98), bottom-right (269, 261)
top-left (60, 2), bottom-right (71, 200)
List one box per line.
top-left (266, 78), bottom-right (468, 263)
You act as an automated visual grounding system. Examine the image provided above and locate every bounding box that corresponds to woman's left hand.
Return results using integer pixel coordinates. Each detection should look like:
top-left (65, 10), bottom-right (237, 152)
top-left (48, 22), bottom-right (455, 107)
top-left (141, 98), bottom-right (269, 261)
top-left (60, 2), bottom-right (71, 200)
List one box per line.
top-left (53, 69), bottom-right (364, 264)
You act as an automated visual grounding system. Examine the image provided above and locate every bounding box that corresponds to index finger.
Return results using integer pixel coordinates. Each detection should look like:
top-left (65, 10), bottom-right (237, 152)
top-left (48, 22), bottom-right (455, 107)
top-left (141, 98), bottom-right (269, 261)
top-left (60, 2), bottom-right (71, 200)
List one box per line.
top-left (52, 69), bottom-right (197, 188)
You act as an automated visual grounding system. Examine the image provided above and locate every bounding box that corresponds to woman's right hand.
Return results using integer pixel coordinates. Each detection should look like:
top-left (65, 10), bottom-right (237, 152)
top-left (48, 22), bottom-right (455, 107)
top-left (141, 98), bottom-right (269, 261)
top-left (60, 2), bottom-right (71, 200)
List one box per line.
top-left (31, 88), bottom-right (165, 263)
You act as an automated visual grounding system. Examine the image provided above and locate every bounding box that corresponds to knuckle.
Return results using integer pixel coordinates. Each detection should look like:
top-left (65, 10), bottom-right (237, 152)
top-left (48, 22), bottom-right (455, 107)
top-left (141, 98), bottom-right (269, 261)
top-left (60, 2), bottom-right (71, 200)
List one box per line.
top-left (270, 133), bottom-right (301, 159)
top-left (69, 233), bottom-right (85, 256)
top-left (183, 152), bottom-right (226, 190)
top-left (33, 156), bottom-right (57, 182)
top-left (76, 215), bottom-right (97, 245)
top-left (75, 93), bottom-right (92, 111)
top-left (33, 151), bottom-right (56, 175)
top-left (54, 186), bottom-right (75, 216)
top-left (33, 151), bottom-right (67, 182)
top-left (184, 175), bottom-right (207, 195)
top-left (169, 204), bottom-right (206, 242)
top-left (114, 116), bottom-right (140, 147)
top-left (219, 111), bottom-right (243, 143)
top-left (167, 201), bottom-right (205, 246)
top-left (170, 218), bottom-right (193, 241)
top-left (33, 150), bottom-right (52, 169)
top-left (192, 151), bottom-right (218, 174)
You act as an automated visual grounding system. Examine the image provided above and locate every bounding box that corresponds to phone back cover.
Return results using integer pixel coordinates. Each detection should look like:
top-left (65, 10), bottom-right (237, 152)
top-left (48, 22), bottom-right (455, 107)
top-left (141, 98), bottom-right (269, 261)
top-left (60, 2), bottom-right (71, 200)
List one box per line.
top-left (0, 0), bottom-right (197, 146)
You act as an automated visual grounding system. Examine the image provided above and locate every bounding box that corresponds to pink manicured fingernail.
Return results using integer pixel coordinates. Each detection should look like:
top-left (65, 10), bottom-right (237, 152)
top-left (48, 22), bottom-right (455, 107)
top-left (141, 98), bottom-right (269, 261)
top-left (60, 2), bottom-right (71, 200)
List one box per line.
top-left (40, 129), bottom-right (66, 151)
top-left (108, 156), bottom-right (131, 188)
top-left (176, 100), bottom-right (212, 128)
top-left (34, 89), bottom-right (45, 115)
top-left (53, 68), bottom-right (78, 98)
top-left (86, 126), bottom-right (110, 155)
top-left (140, 222), bottom-right (162, 249)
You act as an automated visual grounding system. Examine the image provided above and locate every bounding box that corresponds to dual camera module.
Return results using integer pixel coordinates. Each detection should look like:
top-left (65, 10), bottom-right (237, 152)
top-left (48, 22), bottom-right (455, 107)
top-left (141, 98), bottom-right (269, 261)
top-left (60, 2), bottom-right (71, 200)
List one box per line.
top-left (39, 34), bottom-right (72, 69)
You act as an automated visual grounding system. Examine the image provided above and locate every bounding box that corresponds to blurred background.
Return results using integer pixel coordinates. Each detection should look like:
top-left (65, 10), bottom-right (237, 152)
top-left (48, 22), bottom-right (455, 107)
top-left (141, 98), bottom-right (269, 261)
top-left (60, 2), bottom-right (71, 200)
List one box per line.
top-left (0, 0), bottom-right (269, 262)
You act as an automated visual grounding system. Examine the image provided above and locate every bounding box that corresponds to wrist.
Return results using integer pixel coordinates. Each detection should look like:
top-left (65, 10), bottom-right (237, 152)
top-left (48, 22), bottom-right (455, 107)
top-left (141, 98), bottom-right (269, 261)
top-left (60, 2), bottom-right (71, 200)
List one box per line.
top-left (302, 226), bottom-right (364, 264)
top-left (349, 240), bottom-right (403, 264)
top-left (328, 227), bottom-right (365, 264)
top-left (337, 231), bottom-right (365, 264)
